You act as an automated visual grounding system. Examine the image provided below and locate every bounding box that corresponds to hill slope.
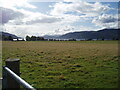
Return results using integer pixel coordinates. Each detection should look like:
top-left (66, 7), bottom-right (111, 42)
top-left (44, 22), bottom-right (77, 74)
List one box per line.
top-left (0, 32), bottom-right (18, 38)
top-left (59, 29), bottom-right (120, 40)
top-left (0, 32), bottom-right (18, 40)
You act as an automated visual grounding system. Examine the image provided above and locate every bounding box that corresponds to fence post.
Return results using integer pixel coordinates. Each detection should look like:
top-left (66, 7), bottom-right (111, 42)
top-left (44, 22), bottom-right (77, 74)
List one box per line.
top-left (4, 58), bottom-right (20, 89)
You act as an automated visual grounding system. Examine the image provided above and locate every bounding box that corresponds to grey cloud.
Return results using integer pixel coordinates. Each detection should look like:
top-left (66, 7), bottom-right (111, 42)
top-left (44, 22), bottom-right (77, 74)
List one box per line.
top-left (101, 16), bottom-right (118, 23)
top-left (102, 18), bottom-right (117, 23)
top-left (92, 14), bottom-right (119, 28)
top-left (0, 7), bottom-right (24, 24)
top-left (0, 7), bottom-right (62, 25)
top-left (93, 14), bottom-right (119, 24)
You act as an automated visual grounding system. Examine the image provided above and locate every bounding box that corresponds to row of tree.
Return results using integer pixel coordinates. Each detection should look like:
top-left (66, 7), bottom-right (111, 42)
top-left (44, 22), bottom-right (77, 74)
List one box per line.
top-left (1, 35), bottom-right (13, 41)
top-left (26, 36), bottom-right (45, 41)
top-left (26, 36), bottom-right (78, 41)
top-left (1, 35), bottom-right (25, 41)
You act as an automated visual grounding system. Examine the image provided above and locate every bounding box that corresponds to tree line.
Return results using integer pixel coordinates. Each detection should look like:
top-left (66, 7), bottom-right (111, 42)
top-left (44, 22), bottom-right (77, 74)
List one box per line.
top-left (26, 36), bottom-right (45, 41)
top-left (1, 35), bottom-right (14, 41)
top-left (1, 35), bottom-right (24, 41)
top-left (1, 35), bottom-right (119, 41)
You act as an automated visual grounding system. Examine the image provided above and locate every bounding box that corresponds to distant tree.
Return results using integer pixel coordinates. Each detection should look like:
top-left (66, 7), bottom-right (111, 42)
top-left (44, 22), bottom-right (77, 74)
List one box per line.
top-left (2, 35), bottom-right (5, 40)
top-left (26, 35), bottom-right (45, 41)
top-left (31, 36), bottom-right (37, 41)
top-left (26, 36), bottom-right (31, 41)
top-left (36, 37), bottom-right (44, 41)
top-left (101, 37), bottom-right (104, 40)
top-left (2, 35), bottom-right (9, 41)
top-left (112, 37), bottom-right (118, 40)
top-left (49, 39), bottom-right (54, 41)
top-left (101, 38), bottom-right (104, 41)
top-left (39, 37), bottom-right (44, 41)
top-left (8, 36), bottom-right (13, 41)
top-left (69, 38), bottom-right (76, 41)
top-left (0, 35), bottom-right (2, 40)
top-left (87, 39), bottom-right (92, 41)
top-left (4, 36), bottom-right (9, 41)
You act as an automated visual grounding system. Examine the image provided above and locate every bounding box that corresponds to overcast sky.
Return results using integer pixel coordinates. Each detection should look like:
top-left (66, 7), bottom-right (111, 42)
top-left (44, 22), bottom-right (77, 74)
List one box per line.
top-left (0, 0), bottom-right (119, 37)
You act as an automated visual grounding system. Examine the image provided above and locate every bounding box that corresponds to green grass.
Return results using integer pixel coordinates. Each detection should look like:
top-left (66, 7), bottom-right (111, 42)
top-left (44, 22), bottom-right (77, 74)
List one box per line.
top-left (2, 41), bottom-right (119, 88)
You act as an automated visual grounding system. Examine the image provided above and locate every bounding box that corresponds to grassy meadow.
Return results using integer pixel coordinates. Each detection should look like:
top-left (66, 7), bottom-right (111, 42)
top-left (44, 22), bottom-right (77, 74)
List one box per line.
top-left (2, 41), bottom-right (119, 88)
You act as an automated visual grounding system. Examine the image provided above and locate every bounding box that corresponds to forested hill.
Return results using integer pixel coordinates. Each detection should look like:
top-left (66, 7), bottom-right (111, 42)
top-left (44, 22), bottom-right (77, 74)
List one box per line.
top-left (59, 29), bottom-right (120, 40)
top-left (0, 32), bottom-right (18, 40)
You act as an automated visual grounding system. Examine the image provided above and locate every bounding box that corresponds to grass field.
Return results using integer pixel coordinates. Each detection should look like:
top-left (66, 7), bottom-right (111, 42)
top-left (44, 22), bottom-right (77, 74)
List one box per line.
top-left (2, 41), bottom-right (119, 88)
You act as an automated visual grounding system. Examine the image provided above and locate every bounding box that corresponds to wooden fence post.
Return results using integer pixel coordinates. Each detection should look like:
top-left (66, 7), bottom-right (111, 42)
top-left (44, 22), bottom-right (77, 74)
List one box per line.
top-left (5, 58), bottom-right (20, 89)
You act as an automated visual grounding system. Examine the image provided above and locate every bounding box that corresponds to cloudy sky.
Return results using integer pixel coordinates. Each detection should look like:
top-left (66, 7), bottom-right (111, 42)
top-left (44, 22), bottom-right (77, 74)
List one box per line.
top-left (0, 0), bottom-right (119, 37)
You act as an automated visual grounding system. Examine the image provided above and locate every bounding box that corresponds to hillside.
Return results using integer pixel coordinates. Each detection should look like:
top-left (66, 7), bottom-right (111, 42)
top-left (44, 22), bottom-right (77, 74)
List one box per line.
top-left (43, 35), bottom-right (60, 39)
top-left (0, 32), bottom-right (18, 40)
top-left (59, 29), bottom-right (120, 40)
top-left (0, 32), bottom-right (18, 38)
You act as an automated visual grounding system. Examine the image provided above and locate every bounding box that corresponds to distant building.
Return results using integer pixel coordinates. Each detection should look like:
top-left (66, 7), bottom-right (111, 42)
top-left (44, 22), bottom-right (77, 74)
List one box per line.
top-left (13, 39), bottom-right (18, 41)
top-left (18, 38), bottom-right (24, 41)
top-left (13, 38), bottom-right (24, 41)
